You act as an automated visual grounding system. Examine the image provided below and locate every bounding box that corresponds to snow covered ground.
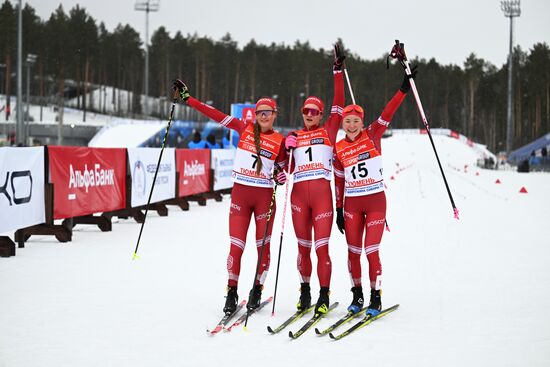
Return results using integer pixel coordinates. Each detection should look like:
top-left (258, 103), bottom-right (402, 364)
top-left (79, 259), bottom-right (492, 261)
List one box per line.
top-left (1, 134), bottom-right (549, 367)
top-left (0, 94), bottom-right (117, 127)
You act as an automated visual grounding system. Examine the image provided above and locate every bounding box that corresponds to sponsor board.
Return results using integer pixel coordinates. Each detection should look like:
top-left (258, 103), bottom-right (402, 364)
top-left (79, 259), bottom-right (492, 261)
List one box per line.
top-left (176, 149), bottom-right (210, 197)
top-left (127, 148), bottom-right (176, 207)
top-left (211, 149), bottom-right (235, 191)
top-left (48, 146), bottom-right (126, 219)
top-left (0, 147), bottom-right (45, 233)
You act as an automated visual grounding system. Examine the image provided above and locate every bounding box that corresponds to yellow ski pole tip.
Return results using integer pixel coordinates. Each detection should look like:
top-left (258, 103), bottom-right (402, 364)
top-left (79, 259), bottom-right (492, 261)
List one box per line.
top-left (132, 253), bottom-right (140, 260)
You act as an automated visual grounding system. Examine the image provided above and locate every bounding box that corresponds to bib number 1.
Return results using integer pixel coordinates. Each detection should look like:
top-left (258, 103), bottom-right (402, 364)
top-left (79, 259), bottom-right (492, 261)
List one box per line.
top-left (305, 147), bottom-right (312, 162)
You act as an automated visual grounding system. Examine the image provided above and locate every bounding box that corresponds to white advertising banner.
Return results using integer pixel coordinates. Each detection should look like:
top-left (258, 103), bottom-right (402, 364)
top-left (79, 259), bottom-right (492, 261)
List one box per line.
top-left (211, 149), bottom-right (235, 191)
top-left (127, 148), bottom-right (176, 207)
top-left (0, 147), bottom-right (46, 233)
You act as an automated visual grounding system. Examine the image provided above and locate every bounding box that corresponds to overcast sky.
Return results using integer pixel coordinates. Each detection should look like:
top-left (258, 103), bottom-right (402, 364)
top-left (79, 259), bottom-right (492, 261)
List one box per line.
top-left (30, 0), bottom-right (550, 67)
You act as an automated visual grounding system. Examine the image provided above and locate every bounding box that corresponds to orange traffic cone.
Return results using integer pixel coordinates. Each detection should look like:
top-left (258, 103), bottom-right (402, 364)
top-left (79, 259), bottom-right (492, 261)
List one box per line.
top-left (519, 187), bottom-right (528, 193)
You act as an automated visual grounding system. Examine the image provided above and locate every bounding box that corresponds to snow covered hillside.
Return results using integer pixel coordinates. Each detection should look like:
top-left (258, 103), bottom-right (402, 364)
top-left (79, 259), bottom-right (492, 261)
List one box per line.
top-left (1, 133), bottom-right (549, 367)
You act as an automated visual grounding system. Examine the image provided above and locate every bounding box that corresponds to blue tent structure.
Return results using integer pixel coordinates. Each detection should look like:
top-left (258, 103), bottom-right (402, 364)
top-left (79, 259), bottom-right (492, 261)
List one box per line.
top-left (508, 132), bottom-right (550, 163)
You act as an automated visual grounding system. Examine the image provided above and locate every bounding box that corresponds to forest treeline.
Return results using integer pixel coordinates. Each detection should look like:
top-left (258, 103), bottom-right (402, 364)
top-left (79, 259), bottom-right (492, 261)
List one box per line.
top-left (0, 1), bottom-right (549, 152)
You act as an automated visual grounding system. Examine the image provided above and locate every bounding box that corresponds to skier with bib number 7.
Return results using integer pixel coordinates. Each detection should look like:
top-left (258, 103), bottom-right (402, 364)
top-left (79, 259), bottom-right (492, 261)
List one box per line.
top-left (172, 80), bottom-right (288, 315)
top-left (283, 43), bottom-right (345, 315)
top-left (332, 66), bottom-right (417, 317)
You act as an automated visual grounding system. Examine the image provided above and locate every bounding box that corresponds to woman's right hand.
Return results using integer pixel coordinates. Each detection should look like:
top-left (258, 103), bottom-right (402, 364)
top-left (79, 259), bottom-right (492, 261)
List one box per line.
top-left (285, 133), bottom-right (297, 151)
top-left (172, 79), bottom-right (190, 102)
top-left (333, 43), bottom-right (346, 71)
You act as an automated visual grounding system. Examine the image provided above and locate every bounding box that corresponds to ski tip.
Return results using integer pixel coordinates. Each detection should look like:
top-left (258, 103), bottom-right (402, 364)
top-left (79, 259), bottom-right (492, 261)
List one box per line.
top-left (288, 331), bottom-right (294, 339)
top-left (329, 333), bottom-right (336, 340)
top-left (267, 326), bottom-right (274, 333)
top-left (314, 328), bottom-right (321, 335)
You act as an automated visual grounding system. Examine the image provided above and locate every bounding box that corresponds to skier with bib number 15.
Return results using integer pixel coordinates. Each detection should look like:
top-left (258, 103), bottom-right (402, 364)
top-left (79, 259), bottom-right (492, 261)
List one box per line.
top-left (333, 66), bottom-right (417, 317)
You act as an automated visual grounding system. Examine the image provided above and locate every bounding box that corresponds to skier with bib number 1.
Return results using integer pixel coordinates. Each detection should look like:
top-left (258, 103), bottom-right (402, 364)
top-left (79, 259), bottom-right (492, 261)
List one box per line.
top-left (283, 43), bottom-right (345, 316)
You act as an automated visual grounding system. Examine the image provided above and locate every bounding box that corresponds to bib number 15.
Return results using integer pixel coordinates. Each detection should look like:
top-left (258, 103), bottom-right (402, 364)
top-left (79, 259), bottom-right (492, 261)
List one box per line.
top-left (351, 162), bottom-right (368, 179)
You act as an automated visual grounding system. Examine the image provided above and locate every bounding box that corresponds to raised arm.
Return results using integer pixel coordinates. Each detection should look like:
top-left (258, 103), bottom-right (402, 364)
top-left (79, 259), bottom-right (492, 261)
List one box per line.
top-left (367, 68), bottom-right (417, 151)
top-left (325, 44), bottom-right (345, 144)
top-left (366, 90), bottom-right (406, 147)
top-left (187, 97), bottom-right (246, 134)
top-left (173, 79), bottom-right (246, 134)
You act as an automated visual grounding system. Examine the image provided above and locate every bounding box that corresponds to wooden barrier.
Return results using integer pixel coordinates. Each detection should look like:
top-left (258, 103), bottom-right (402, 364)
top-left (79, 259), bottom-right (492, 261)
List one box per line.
top-left (0, 236), bottom-right (16, 257)
top-left (14, 183), bottom-right (72, 247)
top-left (5, 149), bottom-right (234, 256)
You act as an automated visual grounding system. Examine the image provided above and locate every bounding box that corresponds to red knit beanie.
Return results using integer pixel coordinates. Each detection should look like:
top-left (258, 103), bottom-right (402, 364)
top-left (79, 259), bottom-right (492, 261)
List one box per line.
top-left (302, 96), bottom-right (324, 112)
top-left (255, 97), bottom-right (277, 110)
top-left (342, 104), bottom-right (364, 120)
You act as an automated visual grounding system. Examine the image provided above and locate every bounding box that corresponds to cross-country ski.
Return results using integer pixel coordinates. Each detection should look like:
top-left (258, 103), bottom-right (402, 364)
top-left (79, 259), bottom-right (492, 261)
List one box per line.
top-left (2, 2), bottom-right (549, 366)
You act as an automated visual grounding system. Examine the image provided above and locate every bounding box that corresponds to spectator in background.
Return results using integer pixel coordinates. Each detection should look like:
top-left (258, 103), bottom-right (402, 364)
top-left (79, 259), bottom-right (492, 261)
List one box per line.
top-left (529, 150), bottom-right (541, 167)
top-left (222, 130), bottom-right (238, 149)
top-left (541, 147), bottom-right (548, 157)
top-left (205, 133), bottom-right (221, 149)
top-left (188, 130), bottom-right (207, 149)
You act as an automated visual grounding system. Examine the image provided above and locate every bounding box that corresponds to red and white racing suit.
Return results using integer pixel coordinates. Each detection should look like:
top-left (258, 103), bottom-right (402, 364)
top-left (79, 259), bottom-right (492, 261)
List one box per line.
top-left (187, 97), bottom-right (287, 288)
top-left (333, 90), bottom-right (406, 289)
top-left (288, 70), bottom-right (344, 288)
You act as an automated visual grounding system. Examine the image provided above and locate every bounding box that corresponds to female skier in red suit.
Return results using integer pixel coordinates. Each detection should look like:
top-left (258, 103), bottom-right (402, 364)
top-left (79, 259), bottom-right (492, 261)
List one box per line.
top-left (332, 68), bottom-right (416, 316)
top-left (173, 80), bottom-right (287, 314)
top-left (283, 45), bottom-right (345, 315)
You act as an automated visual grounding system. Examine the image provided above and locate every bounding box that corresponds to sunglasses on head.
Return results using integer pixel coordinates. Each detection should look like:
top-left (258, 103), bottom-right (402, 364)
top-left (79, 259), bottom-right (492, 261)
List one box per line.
top-left (343, 105), bottom-right (364, 114)
top-left (255, 110), bottom-right (276, 117)
top-left (302, 107), bottom-right (321, 116)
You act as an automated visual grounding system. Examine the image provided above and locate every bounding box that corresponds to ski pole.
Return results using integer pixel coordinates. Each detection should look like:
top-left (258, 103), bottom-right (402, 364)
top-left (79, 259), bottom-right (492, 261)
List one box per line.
top-left (244, 183), bottom-right (278, 328)
top-left (388, 40), bottom-right (459, 220)
top-left (334, 42), bottom-right (356, 105)
top-left (343, 67), bottom-right (356, 105)
top-left (342, 54), bottom-right (392, 229)
top-left (132, 90), bottom-right (178, 260)
top-left (270, 149), bottom-right (294, 316)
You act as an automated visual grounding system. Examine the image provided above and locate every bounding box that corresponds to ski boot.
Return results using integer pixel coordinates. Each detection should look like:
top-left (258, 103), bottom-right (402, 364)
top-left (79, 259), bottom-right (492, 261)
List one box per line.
top-left (296, 283), bottom-right (311, 312)
top-left (347, 286), bottom-right (364, 314)
top-left (223, 286), bottom-right (239, 315)
top-left (247, 284), bottom-right (263, 310)
top-left (366, 289), bottom-right (382, 317)
top-left (315, 287), bottom-right (330, 315)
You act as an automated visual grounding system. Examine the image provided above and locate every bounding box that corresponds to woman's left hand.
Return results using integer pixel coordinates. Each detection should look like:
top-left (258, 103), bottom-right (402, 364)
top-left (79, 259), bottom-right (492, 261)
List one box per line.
top-left (274, 169), bottom-right (287, 185)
